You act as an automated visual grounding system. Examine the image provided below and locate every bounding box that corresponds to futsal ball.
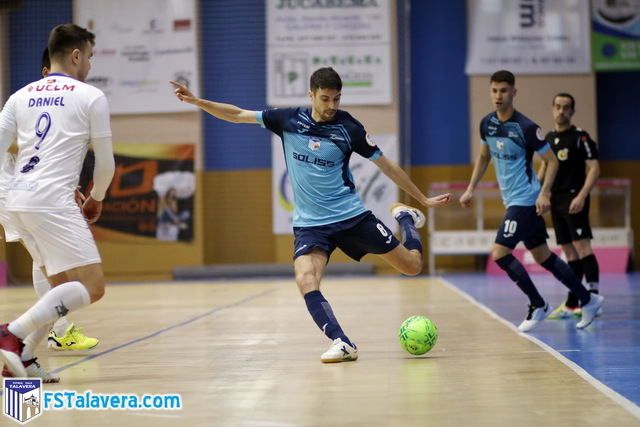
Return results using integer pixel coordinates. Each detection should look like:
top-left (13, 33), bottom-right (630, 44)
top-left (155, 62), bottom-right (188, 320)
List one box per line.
top-left (398, 315), bottom-right (438, 355)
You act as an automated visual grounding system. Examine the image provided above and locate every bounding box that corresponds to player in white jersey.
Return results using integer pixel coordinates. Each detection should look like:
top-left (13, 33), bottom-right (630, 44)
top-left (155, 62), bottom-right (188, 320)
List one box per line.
top-left (38, 47), bottom-right (101, 352)
top-left (0, 48), bottom-right (99, 382)
top-left (0, 23), bottom-right (115, 378)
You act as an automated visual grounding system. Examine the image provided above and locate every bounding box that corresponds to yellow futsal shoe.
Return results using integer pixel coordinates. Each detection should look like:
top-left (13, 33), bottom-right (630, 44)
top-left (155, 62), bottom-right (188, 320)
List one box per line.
top-left (48, 324), bottom-right (99, 351)
top-left (547, 303), bottom-right (580, 320)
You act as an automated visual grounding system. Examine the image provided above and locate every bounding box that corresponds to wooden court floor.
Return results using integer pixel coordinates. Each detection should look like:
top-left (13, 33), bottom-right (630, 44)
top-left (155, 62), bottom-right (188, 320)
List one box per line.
top-left (1, 277), bottom-right (639, 426)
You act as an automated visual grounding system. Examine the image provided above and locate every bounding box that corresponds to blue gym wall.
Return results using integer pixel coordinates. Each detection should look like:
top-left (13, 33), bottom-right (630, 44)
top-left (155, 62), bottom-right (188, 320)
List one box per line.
top-left (409, 0), bottom-right (469, 166)
top-left (9, 0), bottom-right (72, 93)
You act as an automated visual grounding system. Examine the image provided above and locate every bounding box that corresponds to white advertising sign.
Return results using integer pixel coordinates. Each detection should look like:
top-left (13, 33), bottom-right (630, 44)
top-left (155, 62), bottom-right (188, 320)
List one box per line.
top-left (466, 0), bottom-right (591, 74)
top-left (75, 0), bottom-right (199, 114)
top-left (267, 0), bottom-right (392, 106)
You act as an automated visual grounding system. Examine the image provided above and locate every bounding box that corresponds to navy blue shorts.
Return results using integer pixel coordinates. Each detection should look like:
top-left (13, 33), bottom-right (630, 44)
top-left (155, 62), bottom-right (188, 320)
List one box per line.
top-left (494, 205), bottom-right (548, 250)
top-left (293, 211), bottom-right (400, 261)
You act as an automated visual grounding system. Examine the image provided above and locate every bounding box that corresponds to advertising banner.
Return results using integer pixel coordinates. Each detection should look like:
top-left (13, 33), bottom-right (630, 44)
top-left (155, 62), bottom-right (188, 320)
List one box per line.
top-left (75, 0), bottom-right (199, 114)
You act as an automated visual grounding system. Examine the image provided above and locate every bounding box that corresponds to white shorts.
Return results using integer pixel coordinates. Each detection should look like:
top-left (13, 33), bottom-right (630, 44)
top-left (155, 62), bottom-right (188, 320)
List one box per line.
top-left (0, 204), bottom-right (44, 267)
top-left (10, 209), bottom-right (101, 275)
top-left (0, 202), bottom-right (22, 242)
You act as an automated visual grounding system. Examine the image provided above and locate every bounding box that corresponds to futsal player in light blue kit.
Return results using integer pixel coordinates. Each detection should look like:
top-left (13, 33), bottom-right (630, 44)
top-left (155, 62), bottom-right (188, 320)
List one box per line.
top-left (459, 70), bottom-right (603, 332)
top-left (171, 67), bottom-right (451, 362)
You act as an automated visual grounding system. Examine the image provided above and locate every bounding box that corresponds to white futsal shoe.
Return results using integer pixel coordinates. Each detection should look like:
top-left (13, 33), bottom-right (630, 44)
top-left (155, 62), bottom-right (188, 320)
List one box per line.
top-left (576, 294), bottom-right (604, 329)
top-left (321, 338), bottom-right (358, 363)
top-left (517, 303), bottom-right (550, 332)
top-left (391, 203), bottom-right (426, 229)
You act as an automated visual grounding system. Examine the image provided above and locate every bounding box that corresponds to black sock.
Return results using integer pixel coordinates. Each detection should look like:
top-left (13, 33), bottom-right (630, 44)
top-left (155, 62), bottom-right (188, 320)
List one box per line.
top-left (303, 290), bottom-right (353, 347)
top-left (541, 253), bottom-right (590, 306)
top-left (581, 254), bottom-right (600, 293)
top-left (565, 260), bottom-right (583, 308)
top-left (397, 213), bottom-right (422, 253)
top-left (495, 254), bottom-right (545, 307)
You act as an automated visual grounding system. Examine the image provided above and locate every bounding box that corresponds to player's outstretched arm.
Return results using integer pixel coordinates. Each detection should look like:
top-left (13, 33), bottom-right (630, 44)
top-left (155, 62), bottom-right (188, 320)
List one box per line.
top-left (372, 155), bottom-right (451, 208)
top-left (169, 81), bottom-right (258, 124)
top-left (460, 144), bottom-right (491, 208)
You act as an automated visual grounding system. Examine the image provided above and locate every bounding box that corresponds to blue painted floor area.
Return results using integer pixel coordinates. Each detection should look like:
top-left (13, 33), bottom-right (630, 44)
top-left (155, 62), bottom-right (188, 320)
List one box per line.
top-left (445, 273), bottom-right (640, 405)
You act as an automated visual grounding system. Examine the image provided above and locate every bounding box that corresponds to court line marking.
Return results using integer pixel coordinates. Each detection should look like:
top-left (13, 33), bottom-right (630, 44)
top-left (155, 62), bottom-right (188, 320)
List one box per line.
top-left (438, 277), bottom-right (640, 420)
top-left (0, 287), bottom-right (274, 396)
top-left (50, 287), bottom-right (275, 374)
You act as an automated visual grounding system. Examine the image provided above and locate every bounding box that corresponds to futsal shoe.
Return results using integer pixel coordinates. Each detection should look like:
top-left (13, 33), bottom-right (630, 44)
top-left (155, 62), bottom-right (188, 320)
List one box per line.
top-left (2, 357), bottom-right (60, 383)
top-left (547, 303), bottom-right (580, 320)
top-left (576, 294), bottom-right (604, 329)
top-left (517, 303), bottom-right (549, 332)
top-left (0, 323), bottom-right (26, 378)
top-left (391, 203), bottom-right (426, 228)
top-left (48, 324), bottom-right (99, 351)
top-left (321, 338), bottom-right (358, 363)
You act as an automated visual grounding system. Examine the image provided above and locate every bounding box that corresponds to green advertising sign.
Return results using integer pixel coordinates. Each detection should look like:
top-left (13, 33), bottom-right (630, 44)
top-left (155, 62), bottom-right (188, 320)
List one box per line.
top-left (592, 0), bottom-right (640, 71)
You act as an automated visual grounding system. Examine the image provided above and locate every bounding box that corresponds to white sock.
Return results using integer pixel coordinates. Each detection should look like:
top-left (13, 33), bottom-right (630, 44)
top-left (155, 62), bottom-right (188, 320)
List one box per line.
top-left (32, 262), bottom-right (71, 337)
top-left (8, 281), bottom-right (91, 340)
top-left (52, 317), bottom-right (70, 336)
top-left (32, 263), bottom-right (51, 298)
top-left (21, 323), bottom-right (52, 361)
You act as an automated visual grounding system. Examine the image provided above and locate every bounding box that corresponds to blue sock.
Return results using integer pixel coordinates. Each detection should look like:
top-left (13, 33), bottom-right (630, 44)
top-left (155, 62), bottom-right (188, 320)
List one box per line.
top-left (397, 213), bottom-right (422, 252)
top-left (303, 290), bottom-right (353, 347)
top-left (495, 254), bottom-right (545, 307)
top-left (541, 253), bottom-right (590, 305)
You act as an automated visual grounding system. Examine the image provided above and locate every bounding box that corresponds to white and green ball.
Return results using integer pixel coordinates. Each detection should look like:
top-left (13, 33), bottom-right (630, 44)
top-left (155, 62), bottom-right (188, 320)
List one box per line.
top-left (398, 315), bottom-right (438, 355)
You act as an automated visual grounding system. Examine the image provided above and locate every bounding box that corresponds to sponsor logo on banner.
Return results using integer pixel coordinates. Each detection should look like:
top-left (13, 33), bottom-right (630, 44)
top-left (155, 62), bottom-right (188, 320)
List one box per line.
top-left (143, 18), bottom-right (164, 34)
top-left (3, 378), bottom-right (42, 424)
top-left (173, 19), bottom-right (191, 31)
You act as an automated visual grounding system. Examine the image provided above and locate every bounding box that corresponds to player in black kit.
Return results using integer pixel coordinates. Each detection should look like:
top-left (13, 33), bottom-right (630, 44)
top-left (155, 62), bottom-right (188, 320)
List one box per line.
top-left (538, 93), bottom-right (601, 319)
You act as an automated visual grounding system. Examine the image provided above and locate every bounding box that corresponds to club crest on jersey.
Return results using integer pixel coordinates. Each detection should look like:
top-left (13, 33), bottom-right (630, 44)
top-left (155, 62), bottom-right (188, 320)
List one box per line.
top-left (557, 148), bottom-right (569, 161)
top-left (555, 137), bottom-right (560, 145)
top-left (496, 140), bottom-right (505, 150)
top-left (308, 137), bottom-right (321, 151)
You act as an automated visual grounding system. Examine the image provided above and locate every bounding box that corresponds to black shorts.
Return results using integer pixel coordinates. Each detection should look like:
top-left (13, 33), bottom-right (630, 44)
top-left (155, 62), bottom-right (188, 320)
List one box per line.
top-left (550, 194), bottom-right (593, 245)
top-left (293, 211), bottom-right (400, 261)
top-left (494, 205), bottom-right (549, 250)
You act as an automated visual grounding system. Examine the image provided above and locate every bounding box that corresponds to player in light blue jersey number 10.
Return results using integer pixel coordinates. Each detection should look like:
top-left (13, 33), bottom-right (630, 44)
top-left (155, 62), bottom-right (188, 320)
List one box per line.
top-left (171, 67), bottom-right (451, 363)
top-left (459, 70), bottom-right (603, 333)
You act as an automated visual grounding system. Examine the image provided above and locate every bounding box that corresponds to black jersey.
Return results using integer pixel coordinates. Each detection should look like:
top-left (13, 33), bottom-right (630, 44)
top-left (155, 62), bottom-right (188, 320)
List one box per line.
top-left (545, 126), bottom-right (599, 195)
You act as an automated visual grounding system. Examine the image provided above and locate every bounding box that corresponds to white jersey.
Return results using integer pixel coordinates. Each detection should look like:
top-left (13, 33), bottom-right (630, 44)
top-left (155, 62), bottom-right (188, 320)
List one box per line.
top-left (0, 153), bottom-right (15, 203)
top-left (0, 73), bottom-right (111, 212)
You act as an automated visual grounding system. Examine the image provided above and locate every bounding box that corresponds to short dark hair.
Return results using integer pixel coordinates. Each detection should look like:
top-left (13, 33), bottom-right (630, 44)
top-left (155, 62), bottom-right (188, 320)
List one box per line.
top-left (490, 70), bottom-right (515, 86)
top-left (48, 24), bottom-right (95, 61)
top-left (553, 92), bottom-right (575, 110)
top-left (41, 47), bottom-right (50, 70)
top-left (310, 67), bottom-right (342, 92)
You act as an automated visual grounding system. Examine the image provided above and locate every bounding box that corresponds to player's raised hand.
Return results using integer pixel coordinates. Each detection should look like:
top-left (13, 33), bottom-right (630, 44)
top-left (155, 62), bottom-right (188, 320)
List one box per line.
top-left (459, 190), bottom-right (473, 208)
top-left (424, 193), bottom-right (451, 208)
top-left (82, 196), bottom-right (103, 224)
top-left (170, 80), bottom-right (198, 104)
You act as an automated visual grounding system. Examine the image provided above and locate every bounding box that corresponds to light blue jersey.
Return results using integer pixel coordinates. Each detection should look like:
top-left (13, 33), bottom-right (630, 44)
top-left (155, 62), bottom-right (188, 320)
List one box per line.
top-left (479, 111), bottom-right (550, 207)
top-left (257, 107), bottom-right (382, 227)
